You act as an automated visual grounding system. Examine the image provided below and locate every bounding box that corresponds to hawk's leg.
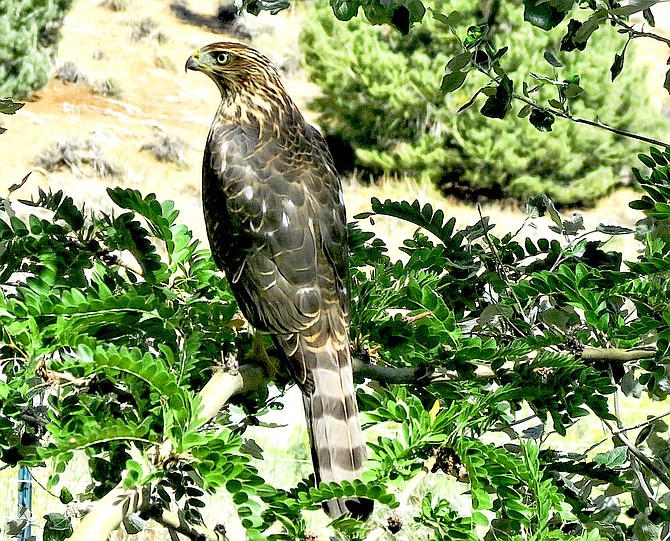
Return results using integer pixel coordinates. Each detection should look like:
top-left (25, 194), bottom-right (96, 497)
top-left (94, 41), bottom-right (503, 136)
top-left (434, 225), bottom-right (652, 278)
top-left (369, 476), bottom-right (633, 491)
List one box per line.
top-left (244, 331), bottom-right (280, 381)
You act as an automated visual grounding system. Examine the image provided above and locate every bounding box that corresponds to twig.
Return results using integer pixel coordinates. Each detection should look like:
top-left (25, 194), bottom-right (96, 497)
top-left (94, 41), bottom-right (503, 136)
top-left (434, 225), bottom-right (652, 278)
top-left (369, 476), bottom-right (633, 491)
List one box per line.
top-left (513, 92), bottom-right (670, 148)
top-left (601, 417), bottom-right (670, 492)
top-left (610, 410), bottom-right (670, 436)
top-left (148, 505), bottom-right (228, 541)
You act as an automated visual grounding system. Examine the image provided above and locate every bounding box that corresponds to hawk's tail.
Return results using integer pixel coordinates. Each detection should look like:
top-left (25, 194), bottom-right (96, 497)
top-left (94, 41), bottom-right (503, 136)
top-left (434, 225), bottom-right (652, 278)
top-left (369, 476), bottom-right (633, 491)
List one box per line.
top-left (300, 338), bottom-right (373, 519)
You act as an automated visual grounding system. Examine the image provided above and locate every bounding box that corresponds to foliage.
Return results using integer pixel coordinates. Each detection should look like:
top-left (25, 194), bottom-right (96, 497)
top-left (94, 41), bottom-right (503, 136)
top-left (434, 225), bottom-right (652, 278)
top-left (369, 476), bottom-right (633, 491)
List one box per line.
top-left (0, 144), bottom-right (670, 538)
top-left (0, 0), bottom-right (75, 98)
top-left (299, 0), bottom-right (666, 205)
top-left (0, 98), bottom-right (24, 134)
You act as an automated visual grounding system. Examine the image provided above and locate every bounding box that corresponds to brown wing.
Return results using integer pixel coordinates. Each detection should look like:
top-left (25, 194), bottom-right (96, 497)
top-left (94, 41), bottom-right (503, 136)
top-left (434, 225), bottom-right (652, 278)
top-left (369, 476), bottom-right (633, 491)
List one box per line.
top-left (203, 116), bottom-right (349, 384)
top-left (196, 41), bottom-right (371, 518)
top-left (203, 115), bottom-right (371, 518)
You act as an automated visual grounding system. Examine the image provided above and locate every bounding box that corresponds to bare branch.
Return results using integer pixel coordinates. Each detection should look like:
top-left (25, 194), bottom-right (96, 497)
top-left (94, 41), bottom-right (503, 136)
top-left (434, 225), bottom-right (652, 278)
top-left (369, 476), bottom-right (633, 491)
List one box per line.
top-left (601, 417), bottom-right (670, 492)
top-left (581, 346), bottom-right (657, 362)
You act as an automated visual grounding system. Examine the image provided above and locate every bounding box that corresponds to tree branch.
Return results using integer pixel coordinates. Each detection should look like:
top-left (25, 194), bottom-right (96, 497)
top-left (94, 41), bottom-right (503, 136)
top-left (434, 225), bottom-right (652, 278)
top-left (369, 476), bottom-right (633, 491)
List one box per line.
top-left (581, 346), bottom-right (657, 362)
top-left (71, 344), bottom-right (657, 540)
top-left (515, 92), bottom-right (670, 147)
top-left (601, 417), bottom-right (670, 492)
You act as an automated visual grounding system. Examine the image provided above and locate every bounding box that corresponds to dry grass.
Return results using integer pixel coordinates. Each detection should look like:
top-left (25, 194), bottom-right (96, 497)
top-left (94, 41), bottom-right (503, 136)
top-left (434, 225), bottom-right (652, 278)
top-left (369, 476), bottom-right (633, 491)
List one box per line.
top-left (90, 77), bottom-right (123, 98)
top-left (140, 133), bottom-right (186, 165)
top-left (100, 0), bottom-right (130, 11)
top-left (34, 135), bottom-right (124, 179)
top-left (53, 61), bottom-right (89, 85)
top-left (127, 16), bottom-right (168, 43)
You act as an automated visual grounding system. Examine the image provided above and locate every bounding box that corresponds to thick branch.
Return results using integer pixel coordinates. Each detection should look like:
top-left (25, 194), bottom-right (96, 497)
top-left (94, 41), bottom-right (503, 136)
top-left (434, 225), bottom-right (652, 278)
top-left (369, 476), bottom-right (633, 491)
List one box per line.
top-left (71, 485), bottom-right (151, 541)
top-left (581, 346), bottom-right (656, 362)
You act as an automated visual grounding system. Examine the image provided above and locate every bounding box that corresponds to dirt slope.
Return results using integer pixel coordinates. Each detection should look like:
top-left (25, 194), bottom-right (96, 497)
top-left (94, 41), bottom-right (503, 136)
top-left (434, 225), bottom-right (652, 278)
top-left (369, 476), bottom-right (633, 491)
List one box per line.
top-left (0, 0), bottom-right (316, 244)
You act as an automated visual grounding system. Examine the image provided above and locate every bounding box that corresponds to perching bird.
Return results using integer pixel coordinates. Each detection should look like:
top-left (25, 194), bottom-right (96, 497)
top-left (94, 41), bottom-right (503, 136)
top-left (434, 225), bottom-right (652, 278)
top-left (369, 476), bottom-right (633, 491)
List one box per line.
top-left (186, 42), bottom-right (372, 519)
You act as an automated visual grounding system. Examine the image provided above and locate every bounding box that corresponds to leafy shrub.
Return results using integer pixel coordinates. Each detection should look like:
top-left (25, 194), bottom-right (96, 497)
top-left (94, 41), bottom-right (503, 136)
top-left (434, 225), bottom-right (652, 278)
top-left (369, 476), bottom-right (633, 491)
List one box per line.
top-left (300, 0), bottom-right (665, 205)
top-left (0, 0), bottom-right (75, 98)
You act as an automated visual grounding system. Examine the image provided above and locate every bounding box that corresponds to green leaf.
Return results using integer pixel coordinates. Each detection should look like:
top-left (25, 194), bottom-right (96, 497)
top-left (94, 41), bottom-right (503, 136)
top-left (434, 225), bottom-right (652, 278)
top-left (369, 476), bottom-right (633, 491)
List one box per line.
top-left (523, 0), bottom-right (566, 30)
top-left (593, 446), bottom-right (627, 468)
top-left (43, 513), bottom-right (73, 541)
top-left (596, 224), bottom-right (634, 235)
top-left (447, 52), bottom-right (472, 71)
top-left (464, 24), bottom-right (487, 50)
top-left (563, 83), bottom-right (583, 99)
top-left (642, 7), bottom-right (655, 26)
top-left (457, 88), bottom-right (486, 113)
top-left (638, 153), bottom-right (656, 168)
top-left (529, 108), bottom-right (555, 132)
top-left (481, 73), bottom-right (513, 119)
top-left (611, 52), bottom-right (625, 82)
top-left (518, 104), bottom-right (531, 118)
top-left (369, 198), bottom-right (461, 247)
top-left (441, 70), bottom-right (468, 93)
top-left (635, 424), bottom-right (653, 446)
top-left (650, 146), bottom-right (668, 165)
top-left (560, 19), bottom-right (588, 52)
top-left (543, 50), bottom-right (562, 67)
top-left (0, 98), bottom-right (24, 115)
top-left (59, 487), bottom-right (73, 504)
top-left (330, 0), bottom-right (360, 20)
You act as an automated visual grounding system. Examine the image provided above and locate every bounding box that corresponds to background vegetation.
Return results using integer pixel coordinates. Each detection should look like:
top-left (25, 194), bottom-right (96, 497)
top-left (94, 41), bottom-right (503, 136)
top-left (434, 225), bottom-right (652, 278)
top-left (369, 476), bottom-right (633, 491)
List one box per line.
top-left (300, 0), bottom-right (665, 206)
top-left (0, 0), bottom-right (75, 98)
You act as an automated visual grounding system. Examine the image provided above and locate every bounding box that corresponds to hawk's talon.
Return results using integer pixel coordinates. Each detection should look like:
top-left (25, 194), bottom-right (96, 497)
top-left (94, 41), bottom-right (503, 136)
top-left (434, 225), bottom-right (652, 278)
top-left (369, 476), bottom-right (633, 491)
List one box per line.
top-left (244, 333), bottom-right (280, 381)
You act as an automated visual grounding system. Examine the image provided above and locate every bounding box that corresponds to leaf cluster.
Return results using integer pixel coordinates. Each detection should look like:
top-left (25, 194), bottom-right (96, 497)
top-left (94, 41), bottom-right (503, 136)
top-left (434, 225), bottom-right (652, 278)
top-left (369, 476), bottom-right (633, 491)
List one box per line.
top-left (341, 148), bottom-right (670, 538)
top-left (0, 0), bottom-right (75, 98)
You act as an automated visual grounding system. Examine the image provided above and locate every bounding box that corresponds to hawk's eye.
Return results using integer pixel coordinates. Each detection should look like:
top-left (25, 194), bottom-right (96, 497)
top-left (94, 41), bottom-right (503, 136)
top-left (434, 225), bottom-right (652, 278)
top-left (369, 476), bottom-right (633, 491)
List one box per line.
top-left (216, 52), bottom-right (229, 65)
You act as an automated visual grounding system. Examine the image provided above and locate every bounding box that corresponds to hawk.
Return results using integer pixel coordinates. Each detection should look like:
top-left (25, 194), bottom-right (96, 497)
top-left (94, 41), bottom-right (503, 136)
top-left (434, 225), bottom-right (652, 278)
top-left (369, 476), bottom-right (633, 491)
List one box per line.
top-left (186, 42), bottom-right (372, 519)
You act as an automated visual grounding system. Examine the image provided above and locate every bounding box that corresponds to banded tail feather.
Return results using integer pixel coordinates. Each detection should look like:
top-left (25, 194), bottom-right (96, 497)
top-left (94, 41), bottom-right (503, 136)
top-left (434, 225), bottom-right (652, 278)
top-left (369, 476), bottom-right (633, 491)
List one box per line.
top-left (276, 329), bottom-right (373, 519)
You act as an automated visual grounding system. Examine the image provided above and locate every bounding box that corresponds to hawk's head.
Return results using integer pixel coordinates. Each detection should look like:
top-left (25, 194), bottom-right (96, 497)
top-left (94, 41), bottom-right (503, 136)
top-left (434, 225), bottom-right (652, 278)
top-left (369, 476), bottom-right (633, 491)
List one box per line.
top-left (186, 42), bottom-right (281, 99)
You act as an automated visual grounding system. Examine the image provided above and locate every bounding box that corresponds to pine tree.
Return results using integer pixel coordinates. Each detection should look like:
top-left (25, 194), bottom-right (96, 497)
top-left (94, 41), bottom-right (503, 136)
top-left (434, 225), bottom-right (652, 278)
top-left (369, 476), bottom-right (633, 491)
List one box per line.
top-left (0, 0), bottom-right (75, 98)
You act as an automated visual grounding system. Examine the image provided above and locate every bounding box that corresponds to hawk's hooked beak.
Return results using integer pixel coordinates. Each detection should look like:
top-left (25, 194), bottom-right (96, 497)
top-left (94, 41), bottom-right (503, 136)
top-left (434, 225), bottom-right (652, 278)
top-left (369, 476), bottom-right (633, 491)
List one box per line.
top-left (185, 52), bottom-right (200, 73)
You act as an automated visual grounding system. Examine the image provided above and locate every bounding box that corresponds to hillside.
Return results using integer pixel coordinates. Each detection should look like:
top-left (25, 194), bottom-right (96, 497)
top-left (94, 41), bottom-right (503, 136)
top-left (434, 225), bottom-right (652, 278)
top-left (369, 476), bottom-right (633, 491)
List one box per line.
top-left (0, 0), bottom-right (317, 246)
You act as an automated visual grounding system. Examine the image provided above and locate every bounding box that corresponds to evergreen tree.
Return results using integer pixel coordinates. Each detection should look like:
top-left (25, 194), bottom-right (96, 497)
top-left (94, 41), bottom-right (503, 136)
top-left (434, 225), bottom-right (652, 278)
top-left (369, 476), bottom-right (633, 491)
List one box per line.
top-left (0, 0), bottom-right (75, 98)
